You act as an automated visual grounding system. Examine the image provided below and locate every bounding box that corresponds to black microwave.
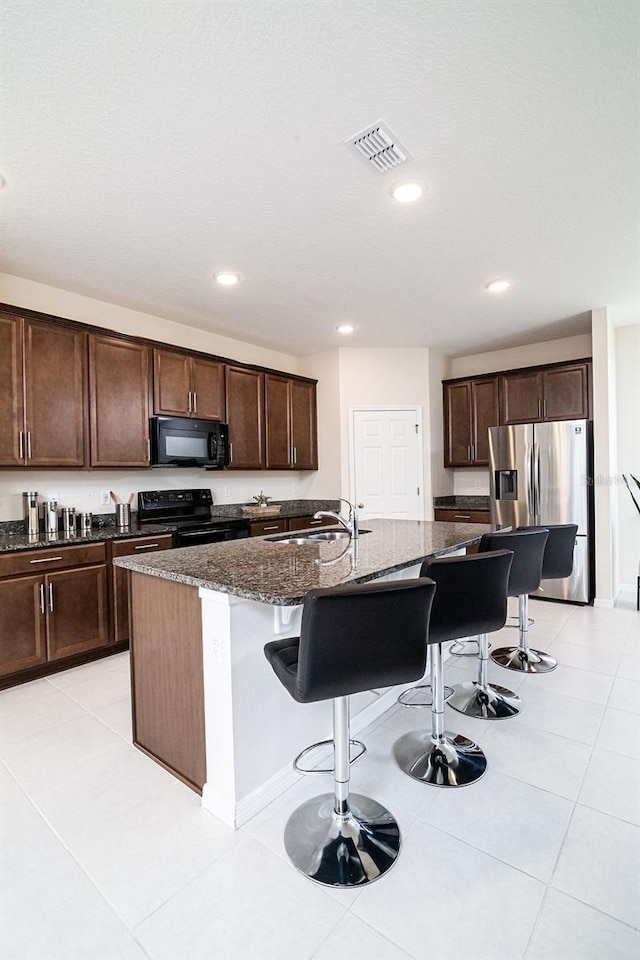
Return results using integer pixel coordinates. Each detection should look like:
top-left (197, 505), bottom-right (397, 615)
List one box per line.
top-left (150, 417), bottom-right (230, 468)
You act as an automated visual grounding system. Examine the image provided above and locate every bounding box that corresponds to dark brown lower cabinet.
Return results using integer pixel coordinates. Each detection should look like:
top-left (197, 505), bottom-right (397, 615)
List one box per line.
top-left (0, 575), bottom-right (47, 677)
top-left (46, 565), bottom-right (109, 661)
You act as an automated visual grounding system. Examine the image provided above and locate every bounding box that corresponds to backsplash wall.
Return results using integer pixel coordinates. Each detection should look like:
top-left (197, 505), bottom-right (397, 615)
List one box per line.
top-left (0, 469), bottom-right (317, 522)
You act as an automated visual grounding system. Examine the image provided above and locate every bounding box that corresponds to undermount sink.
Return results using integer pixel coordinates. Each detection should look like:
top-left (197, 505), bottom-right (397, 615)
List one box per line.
top-left (267, 528), bottom-right (371, 545)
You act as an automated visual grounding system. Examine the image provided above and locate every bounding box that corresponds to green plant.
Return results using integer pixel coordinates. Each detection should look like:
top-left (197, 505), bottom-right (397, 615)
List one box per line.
top-left (623, 473), bottom-right (640, 515)
top-left (253, 491), bottom-right (272, 507)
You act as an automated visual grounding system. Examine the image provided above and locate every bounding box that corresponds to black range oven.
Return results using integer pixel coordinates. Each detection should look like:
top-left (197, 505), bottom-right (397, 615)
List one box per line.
top-left (138, 489), bottom-right (250, 547)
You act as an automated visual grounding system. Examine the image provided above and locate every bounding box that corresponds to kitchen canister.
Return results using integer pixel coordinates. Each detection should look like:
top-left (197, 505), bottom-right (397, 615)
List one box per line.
top-left (44, 500), bottom-right (58, 534)
top-left (78, 511), bottom-right (92, 534)
top-left (23, 491), bottom-right (39, 537)
top-left (115, 502), bottom-right (131, 529)
top-left (61, 507), bottom-right (76, 535)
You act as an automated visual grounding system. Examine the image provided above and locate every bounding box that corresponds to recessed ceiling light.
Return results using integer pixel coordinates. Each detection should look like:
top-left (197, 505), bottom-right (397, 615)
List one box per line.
top-left (391, 181), bottom-right (424, 203)
top-left (336, 323), bottom-right (355, 335)
top-left (215, 271), bottom-right (240, 287)
top-left (485, 279), bottom-right (511, 294)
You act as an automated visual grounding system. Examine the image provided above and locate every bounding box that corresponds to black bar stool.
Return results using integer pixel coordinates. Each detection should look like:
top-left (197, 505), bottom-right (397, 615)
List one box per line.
top-left (479, 528), bottom-right (556, 673)
top-left (264, 577), bottom-right (436, 888)
top-left (518, 523), bottom-right (578, 581)
top-left (393, 550), bottom-right (513, 788)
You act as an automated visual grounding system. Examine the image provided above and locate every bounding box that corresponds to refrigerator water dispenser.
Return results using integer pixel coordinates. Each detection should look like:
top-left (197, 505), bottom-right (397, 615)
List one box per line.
top-left (495, 469), bottom-right (517, 500)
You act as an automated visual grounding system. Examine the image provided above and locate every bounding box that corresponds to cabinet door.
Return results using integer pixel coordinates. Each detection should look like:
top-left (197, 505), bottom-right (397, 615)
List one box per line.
top-left (444, 381), bottom-right (472, 466)
top-left (499, 371), bottom-right (544, 424)
top-left (542, 363), bottom-right (590, 420)
top-left (191, 358), bottom-right (225, 421)
top-left (225, 366), bottom-right (264, 469)
top-left (89, 335), bottom-right (150, 467)
top-left (471, 378), bottom-right (499, 464)
top-left (265, 374), bottom-right (291, 469)
top-left (290, 379), bottom-right (317, 470)
top-left (111, 535), bottom-right (174, 644)
top-left (0, 314), bottom-right (25, 466)
top-left (153, 348), bottom-right (191, 417)
top-left (0, 575), bottom-right (47, 677)
top-left (46, 565), bottom-right (109, 661)
top-left (249, 518), bottom-right (288, 537)
top-left (24, 320), bottom-right (86, 466)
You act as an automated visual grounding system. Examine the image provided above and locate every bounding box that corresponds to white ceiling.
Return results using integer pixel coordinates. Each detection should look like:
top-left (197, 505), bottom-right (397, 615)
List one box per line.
top-left (1, 0), bottom-right (638, 358)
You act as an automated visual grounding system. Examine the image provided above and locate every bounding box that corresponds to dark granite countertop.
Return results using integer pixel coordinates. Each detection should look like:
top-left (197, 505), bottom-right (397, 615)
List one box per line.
top-left (434, 496), bottom-right (490, 511)
top-left (0, 520), bottom-right (176, 553)
top-left (0, 500), bottom-right (339, 554)
top-left (114, 518), bottom-right (493, 606)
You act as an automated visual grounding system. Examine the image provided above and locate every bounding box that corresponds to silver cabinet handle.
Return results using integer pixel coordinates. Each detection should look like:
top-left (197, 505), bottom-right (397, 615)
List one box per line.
top-left (187, 391), bottom-right (192, 413)
top-left (48, 583), bottom-right (54, 612)
top-left (262, 525), bottom-right (280, 531)
top-left (27, 431), bottom-right (32, 459)
top-left (454, 515), bottom-right (472, 520)
top-left (39, 583), bottom-right (45, 614)
top-left (537, 400), bottom-right (542, 418)
top-left (192, 391), bottom-right (197, 414)
top-left (30, 556), bottom-right (62, 564)
top-left (134, 543), bottom-right (159, 550)
top-left (19, 431), bottom-right (24, 460)
top-left (146, 438), bottom-right (151, 462)
top-left (308, 519), bottom-right (322, 525)
top-left (293, 446), bottom-right (297, 464)
top-left (229, 442), bottom-right (233, 463)
top-left (543, 398), bottom-right (548, 418)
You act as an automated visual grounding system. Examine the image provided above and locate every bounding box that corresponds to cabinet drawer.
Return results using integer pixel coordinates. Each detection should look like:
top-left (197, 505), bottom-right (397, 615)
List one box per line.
top-left (250, 518), bottom-right (288, 537)
top-left (111, 534), bottom-right (174, 558)
top-left (287, 515), bottom-right (335, 532)
top-left (0, 542), bottom-right (107, 579)
top-left (434, 509), bottom-right (490, 524)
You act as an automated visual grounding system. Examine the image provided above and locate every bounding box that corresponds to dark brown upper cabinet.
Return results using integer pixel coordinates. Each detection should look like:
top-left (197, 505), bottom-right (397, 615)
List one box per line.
top-left (153, 348), bottom-right (225, 421)
top-left (225, 366), bottom-right (264, 469)
top-left (443, 376), bottom-right (499, 467)
top-left (89, 334), bottom-right (151, 467)
top-left (265, 374), bottom-right (318, 470)
top-left (500, 361), bottom-right (591, 424)
top-left (0, 313), bottom-right (86, 467)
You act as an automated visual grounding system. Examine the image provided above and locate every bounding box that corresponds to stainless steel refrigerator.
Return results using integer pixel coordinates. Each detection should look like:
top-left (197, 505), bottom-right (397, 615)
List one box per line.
top-left (489, 419), bottom-right (593, 603)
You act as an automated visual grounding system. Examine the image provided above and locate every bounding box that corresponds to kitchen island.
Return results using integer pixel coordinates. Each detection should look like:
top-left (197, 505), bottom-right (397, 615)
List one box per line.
top-left (115, 519), bottom-right (492, 827)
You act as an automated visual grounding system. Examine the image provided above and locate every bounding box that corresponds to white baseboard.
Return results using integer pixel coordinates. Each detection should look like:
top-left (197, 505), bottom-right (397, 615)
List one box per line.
top-left (594, 597), bottom-right (615, 608)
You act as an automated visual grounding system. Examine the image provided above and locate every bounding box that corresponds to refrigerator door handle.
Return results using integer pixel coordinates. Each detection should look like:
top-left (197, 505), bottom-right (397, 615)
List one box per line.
top-left (525, 442), bottom-right (534, 517)
top-left (533, 442), bottom-right (541, 520)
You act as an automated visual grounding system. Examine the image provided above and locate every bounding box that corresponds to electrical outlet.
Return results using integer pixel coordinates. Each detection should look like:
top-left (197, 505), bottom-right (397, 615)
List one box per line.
top-left (47, 490), bottom-right (59, 502)
top-left (100, 491), bottom-right (111, 506)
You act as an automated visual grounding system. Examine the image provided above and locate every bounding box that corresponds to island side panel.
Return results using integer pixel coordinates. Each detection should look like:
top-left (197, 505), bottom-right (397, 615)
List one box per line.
top-left (129, 571), bottom-right (206, 793)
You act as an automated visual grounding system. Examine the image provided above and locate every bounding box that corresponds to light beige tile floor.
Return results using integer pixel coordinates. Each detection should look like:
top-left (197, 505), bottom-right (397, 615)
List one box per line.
top-left (1, 594), bottom-right (639, 960)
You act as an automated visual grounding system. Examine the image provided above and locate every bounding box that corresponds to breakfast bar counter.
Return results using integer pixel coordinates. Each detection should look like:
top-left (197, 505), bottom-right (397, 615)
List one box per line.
top-left (115, 519), bottom-right (492, 827)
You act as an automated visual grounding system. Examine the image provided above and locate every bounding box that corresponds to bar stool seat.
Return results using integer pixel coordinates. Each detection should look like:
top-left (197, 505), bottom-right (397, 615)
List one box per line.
top-left (393, 550), bottom-right (513, 787)
top-left (264, 577), bottom-right (436, 887)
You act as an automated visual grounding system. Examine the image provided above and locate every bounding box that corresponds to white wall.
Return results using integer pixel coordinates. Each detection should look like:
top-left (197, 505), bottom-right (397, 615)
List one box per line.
top-left (450, 333), bottom-right (592, 379)
top-left (449, 332), bottom-right (594, 497)
top-left (0, 273), bottom-right (314, 520)
top-left (336, 347), bottom-right (432, 518)
top-left (591, 307), bottom-right (618, 605)
top-left (615, 324), bottom-right (640, 589)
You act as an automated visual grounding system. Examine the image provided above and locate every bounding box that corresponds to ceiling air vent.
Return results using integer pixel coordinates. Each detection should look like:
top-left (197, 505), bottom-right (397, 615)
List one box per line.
top-left (347, 121), bottom-right (409, 173)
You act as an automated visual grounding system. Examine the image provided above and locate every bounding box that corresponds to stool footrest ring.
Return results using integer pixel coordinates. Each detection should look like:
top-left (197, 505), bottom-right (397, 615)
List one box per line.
top-left (293, 738), bottom-right (366, 775)
top-left (449, 639), bottom-right (492, 657)
top-left (397, 683), bottom-right (454, 708)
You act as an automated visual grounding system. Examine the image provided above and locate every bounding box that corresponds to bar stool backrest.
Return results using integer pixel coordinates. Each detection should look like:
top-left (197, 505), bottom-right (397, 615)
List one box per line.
top-left (516, 524), bottom-right (578, 580)
top-left (296, 578), bottom-right (436, 703)
top-left (478, 529), bottom-right (548, 598)
top-left (419, 550), bottom-right (513, 645)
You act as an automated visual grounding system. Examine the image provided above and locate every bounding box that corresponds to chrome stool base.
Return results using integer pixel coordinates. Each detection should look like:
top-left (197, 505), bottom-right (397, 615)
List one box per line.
top-left (491, 645), bottom-right (557, 674)
top-left (447, 680), bottom-right (522, 720)
top-left (284, 793), bottom-right (400, 887)
top-left (393, 730), bottom-right (487, 787)
top-left (397, 683), bottom-right (453, 708)
top-left (294, 738), bottom-right (366, 775)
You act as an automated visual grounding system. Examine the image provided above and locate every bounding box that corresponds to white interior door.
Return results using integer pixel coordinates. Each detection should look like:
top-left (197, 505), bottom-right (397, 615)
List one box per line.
top-left (352, 408), bottom-right (423, 520)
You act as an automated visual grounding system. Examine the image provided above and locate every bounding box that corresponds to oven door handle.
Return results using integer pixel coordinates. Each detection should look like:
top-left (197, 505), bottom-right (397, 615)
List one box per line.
top-left (178, 528), bottom-right (240, 541)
